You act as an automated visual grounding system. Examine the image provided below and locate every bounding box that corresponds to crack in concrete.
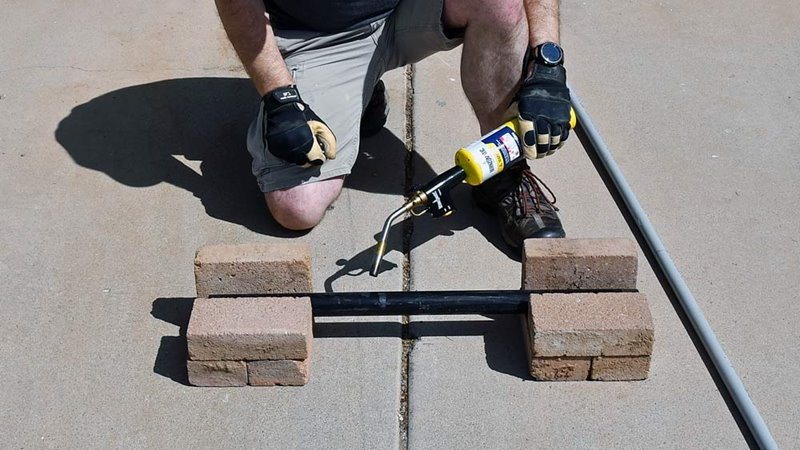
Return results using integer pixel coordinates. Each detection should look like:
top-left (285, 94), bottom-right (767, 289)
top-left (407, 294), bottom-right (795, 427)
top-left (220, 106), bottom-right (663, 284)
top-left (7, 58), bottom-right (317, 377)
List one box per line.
top-left (398, 63), bottom-right (416, 450)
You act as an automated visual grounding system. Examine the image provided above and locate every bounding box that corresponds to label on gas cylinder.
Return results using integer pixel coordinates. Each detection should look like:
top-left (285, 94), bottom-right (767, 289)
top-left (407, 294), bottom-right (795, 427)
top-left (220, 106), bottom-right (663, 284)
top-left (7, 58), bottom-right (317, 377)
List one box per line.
top-left (457, 124), bottom-right (521, 185)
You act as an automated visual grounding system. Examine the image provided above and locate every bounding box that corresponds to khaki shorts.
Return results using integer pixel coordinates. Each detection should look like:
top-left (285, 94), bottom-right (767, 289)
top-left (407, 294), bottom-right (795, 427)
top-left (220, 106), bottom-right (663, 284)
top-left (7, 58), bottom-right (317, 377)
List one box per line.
top-left (247, 0), bottom-right (462, 192)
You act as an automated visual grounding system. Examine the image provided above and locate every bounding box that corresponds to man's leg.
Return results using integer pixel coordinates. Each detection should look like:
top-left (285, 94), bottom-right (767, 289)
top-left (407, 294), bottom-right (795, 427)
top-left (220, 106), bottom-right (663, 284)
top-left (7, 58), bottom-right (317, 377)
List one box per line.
top-left (243, 23), bottom-right (384, 231)
top-left (441, 0), bottom-right (565, 244)
top-left (383, 0), bottom-right (564, 246)
top-left (265, 177), bottom-right (343, 230)
top-left (442, 0), bottom-right (528, 133)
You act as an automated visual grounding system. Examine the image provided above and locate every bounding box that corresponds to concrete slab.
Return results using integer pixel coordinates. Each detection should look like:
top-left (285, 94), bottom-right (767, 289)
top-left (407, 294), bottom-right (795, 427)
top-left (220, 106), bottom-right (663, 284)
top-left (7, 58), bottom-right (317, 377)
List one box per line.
top-left (562, 1), bottom-right (800, 446)
top-left (3, 0), bottom-right (798, 447)
top-left (407, 47), bottom-right (745, 447)
top-left (0, 1), bottom-right (404, 446)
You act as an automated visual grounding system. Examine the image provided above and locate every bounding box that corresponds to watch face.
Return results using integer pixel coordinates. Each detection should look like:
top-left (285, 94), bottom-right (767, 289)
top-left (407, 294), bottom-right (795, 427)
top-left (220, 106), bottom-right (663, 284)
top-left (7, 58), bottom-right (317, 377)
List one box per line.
top-left (540, 42), bottom-right (563, 65)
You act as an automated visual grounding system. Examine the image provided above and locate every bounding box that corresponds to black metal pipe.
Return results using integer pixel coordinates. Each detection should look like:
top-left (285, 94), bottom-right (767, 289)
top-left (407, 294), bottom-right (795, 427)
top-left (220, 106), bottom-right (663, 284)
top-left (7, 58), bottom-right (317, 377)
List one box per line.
top-left (207, 290), bottom-right (639, 315)
top-left (309, 290), bottom-right (531, 316)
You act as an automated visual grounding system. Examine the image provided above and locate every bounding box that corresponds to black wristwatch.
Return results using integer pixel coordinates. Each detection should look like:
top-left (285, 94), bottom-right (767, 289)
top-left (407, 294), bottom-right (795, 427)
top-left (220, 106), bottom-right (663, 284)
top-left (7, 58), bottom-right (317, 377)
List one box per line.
top-left (534, 42), bottom-right (564, 66)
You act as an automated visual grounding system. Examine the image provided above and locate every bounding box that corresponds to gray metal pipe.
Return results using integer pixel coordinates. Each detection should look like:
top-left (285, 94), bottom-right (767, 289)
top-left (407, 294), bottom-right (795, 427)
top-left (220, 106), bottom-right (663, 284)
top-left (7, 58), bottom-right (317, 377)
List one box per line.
top-left (569, 87), bottom-right (777, 449)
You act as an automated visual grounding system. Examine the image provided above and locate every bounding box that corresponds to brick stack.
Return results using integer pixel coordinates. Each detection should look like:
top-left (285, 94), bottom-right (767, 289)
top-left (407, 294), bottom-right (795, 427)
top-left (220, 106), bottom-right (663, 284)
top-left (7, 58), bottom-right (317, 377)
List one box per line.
top-left (194, 243), bottom-right (312, 297)
top-left (182, 238), bottom-right (653, 386)
top-left (522, 238), bottom-right (655, 381)
top-left (186, 243), bottom-right (314, 387)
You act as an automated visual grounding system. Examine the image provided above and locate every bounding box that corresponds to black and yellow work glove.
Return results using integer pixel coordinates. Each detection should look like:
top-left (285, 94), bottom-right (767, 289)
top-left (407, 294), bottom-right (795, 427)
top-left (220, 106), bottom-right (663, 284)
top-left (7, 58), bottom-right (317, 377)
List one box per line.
top-left (513, 43), bottom-right (572, 159)
top-left (262, 85), bottom-right (336, 167)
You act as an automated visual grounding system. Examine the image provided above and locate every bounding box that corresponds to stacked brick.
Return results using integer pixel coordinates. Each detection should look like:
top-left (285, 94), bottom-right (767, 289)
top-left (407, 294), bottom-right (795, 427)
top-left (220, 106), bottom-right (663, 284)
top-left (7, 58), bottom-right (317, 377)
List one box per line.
top-left (522, 238), bottom-right (655, 381)
top-left (183, 238), bottom-right (653, 386)
top-left (194, 243), bottom-right (312, 297)
top-left (187, 243), bottom-right (314, 387)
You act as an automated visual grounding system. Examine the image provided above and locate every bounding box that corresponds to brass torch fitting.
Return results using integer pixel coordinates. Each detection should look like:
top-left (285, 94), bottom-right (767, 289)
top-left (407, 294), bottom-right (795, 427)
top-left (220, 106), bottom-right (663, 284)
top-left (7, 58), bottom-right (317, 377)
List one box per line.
top-left (369, 191), bottom-right (428, 277)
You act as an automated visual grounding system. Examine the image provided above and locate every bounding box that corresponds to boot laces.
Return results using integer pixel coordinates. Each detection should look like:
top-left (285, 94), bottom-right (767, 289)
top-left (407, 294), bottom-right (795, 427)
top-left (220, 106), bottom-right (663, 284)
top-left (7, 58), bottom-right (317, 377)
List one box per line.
top-left (515, 169), bottom-right (558, 218)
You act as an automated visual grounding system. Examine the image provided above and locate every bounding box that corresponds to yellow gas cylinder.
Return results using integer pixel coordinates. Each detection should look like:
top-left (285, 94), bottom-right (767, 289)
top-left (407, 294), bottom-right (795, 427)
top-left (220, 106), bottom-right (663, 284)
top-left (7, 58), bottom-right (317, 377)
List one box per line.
top-left (454, 109), bottom-right (577, 186)
top-left (454, 120), bottom-right (522, 186)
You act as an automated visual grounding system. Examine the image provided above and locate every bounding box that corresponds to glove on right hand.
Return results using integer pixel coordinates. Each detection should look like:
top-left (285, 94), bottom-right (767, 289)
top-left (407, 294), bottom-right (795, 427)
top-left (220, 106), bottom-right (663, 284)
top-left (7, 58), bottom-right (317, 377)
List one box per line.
top-left (514, 56), bottom-right (572, 159)
top-left (262, 85), bottom-right (337, 167)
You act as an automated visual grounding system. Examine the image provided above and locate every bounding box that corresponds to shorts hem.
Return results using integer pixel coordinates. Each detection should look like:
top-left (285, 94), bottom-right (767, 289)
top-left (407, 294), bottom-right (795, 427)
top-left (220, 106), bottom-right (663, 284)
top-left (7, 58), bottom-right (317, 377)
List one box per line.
top-left (257, 165), bottom-right (353, 193)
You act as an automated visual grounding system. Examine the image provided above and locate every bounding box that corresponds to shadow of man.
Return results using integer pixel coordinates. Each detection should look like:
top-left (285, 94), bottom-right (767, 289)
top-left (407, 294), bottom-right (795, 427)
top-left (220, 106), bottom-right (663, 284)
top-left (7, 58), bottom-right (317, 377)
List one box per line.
top-left (56, 77), bottom-right (514, 284)
top-left (55, 77), bottom-right (433, 235)
top-left (55, 77), bottom-right (296, 235)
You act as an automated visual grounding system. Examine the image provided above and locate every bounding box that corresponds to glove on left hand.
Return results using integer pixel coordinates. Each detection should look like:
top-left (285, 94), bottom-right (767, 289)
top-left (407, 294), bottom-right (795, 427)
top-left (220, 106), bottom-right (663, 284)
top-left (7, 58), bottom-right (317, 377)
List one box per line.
top-left (514, 53), bottom-right (572, 159)
top-left (262, 85), bottom-right (336, 167)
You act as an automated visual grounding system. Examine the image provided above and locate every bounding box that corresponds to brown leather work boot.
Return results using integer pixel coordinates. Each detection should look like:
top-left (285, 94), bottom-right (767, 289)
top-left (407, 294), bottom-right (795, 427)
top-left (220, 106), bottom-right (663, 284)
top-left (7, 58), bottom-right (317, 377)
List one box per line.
top-left (472, 160), bottom-right (565, 247)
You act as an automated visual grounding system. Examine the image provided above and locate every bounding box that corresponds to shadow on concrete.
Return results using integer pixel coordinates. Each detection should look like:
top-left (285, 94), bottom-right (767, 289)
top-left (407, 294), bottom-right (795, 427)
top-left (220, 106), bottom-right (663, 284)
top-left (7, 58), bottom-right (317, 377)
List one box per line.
top-left (54, 77), bottom-right (515, 281)
top-left (312, 320), bottom-right (404, 339)
top-left (55, 78), bottom-right (288, 235)
top-left (151, 297), bottom-right (194, 385)
top-left (314, 315), bottom-right (530, 380)
top-left (54, 77), bottom-right (409, 236)
top-left (323, 176), bottom-right (518, 291)
top-left (326, 135), bottom-right (518, 291)
top-left (150, 298), bottom-right (527, 384)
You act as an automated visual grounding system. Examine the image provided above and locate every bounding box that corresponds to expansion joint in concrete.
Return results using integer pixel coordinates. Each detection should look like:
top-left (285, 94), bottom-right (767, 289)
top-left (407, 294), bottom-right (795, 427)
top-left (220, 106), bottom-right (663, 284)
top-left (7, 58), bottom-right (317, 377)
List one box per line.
top-left (398, 63), bottom-right (416, 450)
top-left (402, 63), bottom-right (416, 293)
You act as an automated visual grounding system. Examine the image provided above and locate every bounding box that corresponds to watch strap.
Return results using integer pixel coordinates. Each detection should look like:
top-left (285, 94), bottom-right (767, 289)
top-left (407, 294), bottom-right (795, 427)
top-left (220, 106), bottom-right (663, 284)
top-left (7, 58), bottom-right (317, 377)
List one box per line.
top-left (269, 85), bottom-right (301, 104)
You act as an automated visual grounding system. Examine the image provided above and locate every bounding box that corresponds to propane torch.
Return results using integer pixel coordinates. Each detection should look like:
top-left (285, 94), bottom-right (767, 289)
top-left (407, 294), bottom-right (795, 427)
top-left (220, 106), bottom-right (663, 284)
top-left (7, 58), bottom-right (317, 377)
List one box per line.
top-left (370, 165), bottom-right (466, 276)
top-left (369, 110), bottom-right (575, 277)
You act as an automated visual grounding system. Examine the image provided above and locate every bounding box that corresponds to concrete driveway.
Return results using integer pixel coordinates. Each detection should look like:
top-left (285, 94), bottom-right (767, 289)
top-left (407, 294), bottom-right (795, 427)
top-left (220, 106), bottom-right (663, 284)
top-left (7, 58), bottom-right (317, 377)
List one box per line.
top-left (1, 0), bottom-right (797, 448)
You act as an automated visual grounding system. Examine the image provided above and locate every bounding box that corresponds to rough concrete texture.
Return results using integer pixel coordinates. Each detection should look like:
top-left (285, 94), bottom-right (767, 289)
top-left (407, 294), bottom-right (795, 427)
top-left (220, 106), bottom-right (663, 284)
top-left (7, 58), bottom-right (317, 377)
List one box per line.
top-left (3, 0), bottom-right (799, 446)
top-left (187, 360), bottom-right (248, 387)
top-left (592, 356), bottom-right (651, 382)
top-left (523, 238), bottom-right (638, 291)
top-left (194, 242), bottom-right (312, 297)
top-left (248, 359), bottom-right (310, 386)
top-left (0, 1), bottom-right (407, 441)
top-left (187, 297), bottom-right (312, 361)
top-left (563, 1), bottom-right (800, 444)
top-left (408, 46), bottom-right (748, 448)
top-left (530, 357), bottom-right (591, 381)
top-left (529, 292), bottom-right (654, 357)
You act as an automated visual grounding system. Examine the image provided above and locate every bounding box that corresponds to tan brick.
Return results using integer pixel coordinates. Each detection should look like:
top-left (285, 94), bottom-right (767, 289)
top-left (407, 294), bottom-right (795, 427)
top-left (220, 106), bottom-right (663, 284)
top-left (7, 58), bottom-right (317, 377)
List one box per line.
top-left (522, 315), bottom-right (589, 381)
top-left (522, 238), bottom-right (638, 291)
top-left (591, 356), bottom-right (651, 381)
top-left (530, 357), bottom-right (591, 381)
top-left (528, 292), bottom-right (654, 357)
top-left (194, 243), bottom-right (312, 297)
top-left (187, 360), bottom-right (247, 387)
top-left (248, 359), bottom-right (310, 386)
top-left (187, 297), bottom-right (313, 361)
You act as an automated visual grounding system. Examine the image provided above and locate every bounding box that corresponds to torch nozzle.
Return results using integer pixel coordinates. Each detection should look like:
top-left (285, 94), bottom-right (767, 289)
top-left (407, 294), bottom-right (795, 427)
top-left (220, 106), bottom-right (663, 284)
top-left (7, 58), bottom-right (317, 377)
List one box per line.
top-left (370, 193), bottom-right (426, 277)
top-left (370, 166), bottom-right (466, 277)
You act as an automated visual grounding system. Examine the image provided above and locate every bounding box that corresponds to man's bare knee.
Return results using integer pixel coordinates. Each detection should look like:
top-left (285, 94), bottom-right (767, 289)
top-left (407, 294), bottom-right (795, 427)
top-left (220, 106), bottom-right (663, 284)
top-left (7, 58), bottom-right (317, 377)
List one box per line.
top-left (267, 197), bottom-right (326, 230)
top-left (444, 0), bottom-right (523, 29)
top-left (265, 177), bottom-right (344, 231)
top-left (490, 0), bottom-right (524, 24)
